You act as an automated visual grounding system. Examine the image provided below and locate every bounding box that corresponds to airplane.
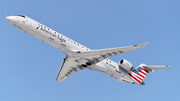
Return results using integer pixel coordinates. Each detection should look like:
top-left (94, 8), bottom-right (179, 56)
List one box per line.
top-left (6, 15), bottom-right (170, 85)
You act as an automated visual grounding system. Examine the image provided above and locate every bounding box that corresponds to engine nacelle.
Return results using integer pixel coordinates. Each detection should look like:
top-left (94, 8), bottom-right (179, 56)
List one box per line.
top-left (119, 59), bottom-right (135, 73)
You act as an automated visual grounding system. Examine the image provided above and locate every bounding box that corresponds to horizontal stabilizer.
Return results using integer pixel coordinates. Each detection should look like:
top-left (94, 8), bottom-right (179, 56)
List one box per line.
top-left (142, 65), bottom-right (171, 72)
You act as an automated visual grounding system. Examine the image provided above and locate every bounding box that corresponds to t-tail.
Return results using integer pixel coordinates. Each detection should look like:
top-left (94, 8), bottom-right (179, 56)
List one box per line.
top-left (129, 64), bottom-right (170, 85)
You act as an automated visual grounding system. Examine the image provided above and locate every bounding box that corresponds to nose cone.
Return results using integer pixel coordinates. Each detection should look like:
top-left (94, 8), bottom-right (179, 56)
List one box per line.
top-left (6, 16), bottom-right (17, 23)
top-left (6, 16), bottom-right (11, 21)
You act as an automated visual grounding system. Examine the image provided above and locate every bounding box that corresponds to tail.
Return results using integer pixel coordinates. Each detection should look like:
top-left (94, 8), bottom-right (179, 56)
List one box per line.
top-left (129, 64), bottom-right (149, 85)
top-left (129, 64), bottom-right (170, 85)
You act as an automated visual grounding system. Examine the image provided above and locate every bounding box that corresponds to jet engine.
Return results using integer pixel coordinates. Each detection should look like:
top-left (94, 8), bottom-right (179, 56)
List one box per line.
top-left (119, 59), bottom-right (135, 73)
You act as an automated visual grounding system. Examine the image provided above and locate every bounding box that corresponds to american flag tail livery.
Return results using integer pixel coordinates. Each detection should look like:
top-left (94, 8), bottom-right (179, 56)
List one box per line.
top-left (129, 64), bottom-right (149, 85)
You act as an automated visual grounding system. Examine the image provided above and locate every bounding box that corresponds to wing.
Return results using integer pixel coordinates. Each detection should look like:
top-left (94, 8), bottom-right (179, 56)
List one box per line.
top-left (56, 42), bottom-right (148, 82)
top-left (74, 42), bottom-right (149, 64)
top-left (56, 57), bottom-right (85, 82)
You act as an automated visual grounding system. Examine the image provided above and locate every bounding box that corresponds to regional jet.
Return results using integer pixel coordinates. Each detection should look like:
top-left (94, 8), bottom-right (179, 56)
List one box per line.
top-left (6, 15), bottom-right (170, 85)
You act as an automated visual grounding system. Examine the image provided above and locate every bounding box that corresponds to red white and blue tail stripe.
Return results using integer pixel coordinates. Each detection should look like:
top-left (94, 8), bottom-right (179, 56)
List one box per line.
top-left (129, 64), bottom-right (149, 84)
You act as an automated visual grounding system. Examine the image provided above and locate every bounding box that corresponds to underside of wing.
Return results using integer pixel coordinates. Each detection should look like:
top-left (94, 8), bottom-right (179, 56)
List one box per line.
top-left (74, 42), bottom-right (149, 64)
top-left (56, 57), bottom-right (85, 82)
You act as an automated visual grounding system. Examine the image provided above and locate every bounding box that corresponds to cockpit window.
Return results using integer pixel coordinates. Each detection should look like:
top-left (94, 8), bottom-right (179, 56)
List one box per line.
top-left (15, 15), bottom-right (26, 18)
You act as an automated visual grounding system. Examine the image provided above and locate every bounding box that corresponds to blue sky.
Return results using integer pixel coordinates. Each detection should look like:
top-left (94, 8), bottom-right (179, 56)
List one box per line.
top-left (1, 0), bottom-right (179, 101)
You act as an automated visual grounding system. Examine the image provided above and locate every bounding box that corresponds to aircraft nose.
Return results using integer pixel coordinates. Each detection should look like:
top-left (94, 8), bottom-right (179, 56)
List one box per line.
top-left (6, 16), bottom-right (11, 21)
top-left (6, 16), bottom-right (17, 23)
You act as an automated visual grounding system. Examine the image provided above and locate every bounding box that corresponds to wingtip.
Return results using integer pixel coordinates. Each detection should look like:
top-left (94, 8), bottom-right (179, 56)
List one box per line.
top-left (166, 66), bottom-right (171, 68)
top-left (139, 41), bottom-right (149, 48)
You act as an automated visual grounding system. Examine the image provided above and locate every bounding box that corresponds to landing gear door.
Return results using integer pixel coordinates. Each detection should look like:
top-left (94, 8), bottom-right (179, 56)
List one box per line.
top-left (116, 65), bottom-right (120, 71)
top-left (116, 65), bottom-right (122, 74)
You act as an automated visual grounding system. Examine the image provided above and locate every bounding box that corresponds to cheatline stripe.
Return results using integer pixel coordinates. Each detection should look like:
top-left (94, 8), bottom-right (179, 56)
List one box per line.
top-left (139, 71), bottom-right (147, 77)
top-left (132, 72), bottom-right (143, 80)
top-left (129, 73), bottom-right (140, 83)
top-left (129, 73), bottom-right (141, 83)
top-left (131, 73), bottom-right (139, 79)
top-left (140, 70), bottom-right (147, 76)
top-left (142, 69), bottom-right (148, 74)
top-left (144, 69), bottom-right (149, 73)
top-left (133, 73), bottom-right (143, 81)
top-left (132, 75), bottom-right (141, 83)
top-left (138, 72), bottom-right (146, 78)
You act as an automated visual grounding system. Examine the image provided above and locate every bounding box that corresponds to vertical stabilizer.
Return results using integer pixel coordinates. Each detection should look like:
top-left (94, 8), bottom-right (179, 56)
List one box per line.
top-left (129, 64), bottom-right (149, 85)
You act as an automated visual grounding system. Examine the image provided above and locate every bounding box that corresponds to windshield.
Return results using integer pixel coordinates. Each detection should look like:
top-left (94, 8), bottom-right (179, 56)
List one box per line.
top-left (15, 15), bottom-right (26, 18)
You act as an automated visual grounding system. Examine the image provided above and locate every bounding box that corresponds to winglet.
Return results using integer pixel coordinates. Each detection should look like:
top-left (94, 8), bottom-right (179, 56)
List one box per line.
top-left (138, 41), bottom-right (149, 48)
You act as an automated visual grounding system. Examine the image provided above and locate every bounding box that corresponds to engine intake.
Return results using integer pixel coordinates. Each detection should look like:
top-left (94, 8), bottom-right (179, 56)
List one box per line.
top-left (119, 59), bottom-right (135, 72)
